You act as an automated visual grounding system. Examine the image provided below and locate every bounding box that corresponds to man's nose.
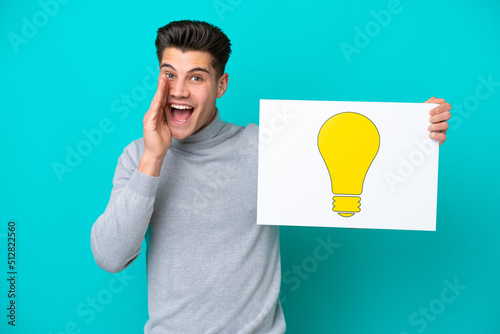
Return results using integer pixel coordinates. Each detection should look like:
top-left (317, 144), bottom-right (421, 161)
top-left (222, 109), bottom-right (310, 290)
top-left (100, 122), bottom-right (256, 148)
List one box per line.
top-left (169, 79), bottom-right (189, 98)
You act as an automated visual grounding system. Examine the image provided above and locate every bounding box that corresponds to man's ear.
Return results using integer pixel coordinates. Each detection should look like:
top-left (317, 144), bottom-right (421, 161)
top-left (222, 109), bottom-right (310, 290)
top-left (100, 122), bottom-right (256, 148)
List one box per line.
top-left (216, 73), bottom-right (229, 98)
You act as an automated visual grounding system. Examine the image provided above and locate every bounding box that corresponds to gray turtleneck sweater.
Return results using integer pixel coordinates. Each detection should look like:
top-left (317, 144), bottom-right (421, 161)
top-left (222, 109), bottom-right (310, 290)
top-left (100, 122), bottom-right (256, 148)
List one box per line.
top-left (90, 112), bottom-right (285, 334)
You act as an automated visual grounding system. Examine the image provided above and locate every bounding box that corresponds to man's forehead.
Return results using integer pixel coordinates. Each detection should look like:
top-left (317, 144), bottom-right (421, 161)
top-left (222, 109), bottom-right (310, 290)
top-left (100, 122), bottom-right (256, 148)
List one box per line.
top-left (161, 47), bottom-right (215, 72)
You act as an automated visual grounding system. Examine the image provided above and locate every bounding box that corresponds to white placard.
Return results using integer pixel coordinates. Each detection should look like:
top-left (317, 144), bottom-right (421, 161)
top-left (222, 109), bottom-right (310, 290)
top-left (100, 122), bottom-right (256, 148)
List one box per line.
top-left (257, 99), bottom-right (439, 231)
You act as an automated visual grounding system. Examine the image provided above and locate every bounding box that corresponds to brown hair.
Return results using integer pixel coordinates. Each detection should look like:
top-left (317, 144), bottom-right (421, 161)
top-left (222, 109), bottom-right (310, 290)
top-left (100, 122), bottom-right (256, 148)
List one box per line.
top-left (155, 20), bottom-right (232, 78)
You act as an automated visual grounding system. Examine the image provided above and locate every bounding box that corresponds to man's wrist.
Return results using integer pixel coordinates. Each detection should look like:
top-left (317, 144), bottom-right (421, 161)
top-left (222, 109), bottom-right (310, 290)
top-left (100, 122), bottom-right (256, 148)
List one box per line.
top-left (138, 152), bottom-right (165, 177)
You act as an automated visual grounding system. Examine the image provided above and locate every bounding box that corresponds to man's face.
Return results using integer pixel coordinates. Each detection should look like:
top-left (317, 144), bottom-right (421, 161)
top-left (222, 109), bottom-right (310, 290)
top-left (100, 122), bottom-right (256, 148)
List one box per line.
top-left (160, 47), bottom-right (228, 140)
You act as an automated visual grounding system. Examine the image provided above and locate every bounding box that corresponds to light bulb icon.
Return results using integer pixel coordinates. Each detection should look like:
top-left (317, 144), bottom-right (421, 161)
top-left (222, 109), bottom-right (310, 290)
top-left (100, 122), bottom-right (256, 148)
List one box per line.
top-left (318, 112), bottom-right (380, 217)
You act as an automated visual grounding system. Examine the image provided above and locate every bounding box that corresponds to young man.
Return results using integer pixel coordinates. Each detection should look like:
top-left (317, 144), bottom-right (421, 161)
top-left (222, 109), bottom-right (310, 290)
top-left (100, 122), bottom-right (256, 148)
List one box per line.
top-left (90, 20), bottom-right (451, 333)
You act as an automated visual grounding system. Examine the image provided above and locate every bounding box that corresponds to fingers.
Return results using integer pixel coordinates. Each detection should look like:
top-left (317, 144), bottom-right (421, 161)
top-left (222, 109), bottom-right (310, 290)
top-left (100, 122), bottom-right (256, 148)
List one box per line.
top-left (158, 75), bottom-right (169, 123)
top-left (429, 102), bottom-right (451, 116)
top-left (429, 131), bottom-right (447, 145)
top-left (428, 121), bottom-right (449, 133)
top-left (424, 97), bottom-right (452, 146)
top-left (424, 96), bottom-right (446, 104)
top-left (428, 109), bottom-right (451, 146)
top-left (152, 74), bottom-right (168, 111)
top-left (424, 97), bottom-right (452, 121)
top-left (428, 99), bottom-right (451, 123)
top-left (429, 110), bottom-right (451, 124)
top-left (144, 74), bottom-right (169, 124)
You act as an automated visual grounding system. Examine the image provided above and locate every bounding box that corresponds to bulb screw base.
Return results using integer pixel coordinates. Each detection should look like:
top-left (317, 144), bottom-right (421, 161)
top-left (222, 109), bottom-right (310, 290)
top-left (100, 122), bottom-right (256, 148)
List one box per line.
top-left (333, 196), bottom-right (361, 217)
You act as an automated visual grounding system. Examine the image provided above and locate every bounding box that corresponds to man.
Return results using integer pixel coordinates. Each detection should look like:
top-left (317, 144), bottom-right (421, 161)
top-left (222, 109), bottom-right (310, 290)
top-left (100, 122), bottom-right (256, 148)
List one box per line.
top-left (90, 20), bottom-right (451, 333)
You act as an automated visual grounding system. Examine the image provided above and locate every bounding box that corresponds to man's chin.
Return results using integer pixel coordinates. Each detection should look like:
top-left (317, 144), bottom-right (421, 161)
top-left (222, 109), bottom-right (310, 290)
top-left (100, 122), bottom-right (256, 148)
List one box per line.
top-left (167, 119), bottom-right (193, 141)
top-left (170, 126), bottom-right (193, 140)
top-left (170, 129), bottom-right (192, 141)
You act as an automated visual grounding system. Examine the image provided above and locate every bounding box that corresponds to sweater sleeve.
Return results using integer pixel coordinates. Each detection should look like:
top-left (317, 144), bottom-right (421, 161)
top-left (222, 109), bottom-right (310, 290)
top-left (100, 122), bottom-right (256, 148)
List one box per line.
top-left (90, 140), bottom-right (160, 273)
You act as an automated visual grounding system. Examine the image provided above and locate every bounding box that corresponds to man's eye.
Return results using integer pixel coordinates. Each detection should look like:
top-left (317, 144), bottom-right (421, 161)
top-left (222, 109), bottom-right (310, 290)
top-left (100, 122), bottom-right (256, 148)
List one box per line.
top-left (165, 73), bottom-right (174, 79)
top-left (191, 76), bottom-right (202, 82)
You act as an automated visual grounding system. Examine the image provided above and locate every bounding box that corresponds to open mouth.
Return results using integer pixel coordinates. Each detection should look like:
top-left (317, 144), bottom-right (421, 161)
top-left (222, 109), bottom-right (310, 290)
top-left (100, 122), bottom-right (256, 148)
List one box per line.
top-left (169, 103), bottom-right (194, 124)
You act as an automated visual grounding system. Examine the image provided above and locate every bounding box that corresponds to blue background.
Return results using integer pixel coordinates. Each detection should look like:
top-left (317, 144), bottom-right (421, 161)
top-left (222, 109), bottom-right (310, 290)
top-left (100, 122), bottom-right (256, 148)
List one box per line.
top-left (1, 0), bottom-right (499, 333)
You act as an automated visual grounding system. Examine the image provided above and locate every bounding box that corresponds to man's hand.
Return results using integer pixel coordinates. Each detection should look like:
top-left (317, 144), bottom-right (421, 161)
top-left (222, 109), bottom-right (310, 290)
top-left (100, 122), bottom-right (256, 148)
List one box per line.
top-left (138, 74), bottom-right (171, 177)
top-left (425, 97), bottom-right (451, 146)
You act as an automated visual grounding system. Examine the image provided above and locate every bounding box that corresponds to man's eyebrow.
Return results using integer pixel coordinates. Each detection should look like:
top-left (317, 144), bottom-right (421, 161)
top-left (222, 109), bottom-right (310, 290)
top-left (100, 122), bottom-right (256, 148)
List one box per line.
top-left (160, 63), bottom-right (175, 70)
top-left (160, 63), bottom-right (210, 74)
top-left (188, 67), bottom-right (210, 74)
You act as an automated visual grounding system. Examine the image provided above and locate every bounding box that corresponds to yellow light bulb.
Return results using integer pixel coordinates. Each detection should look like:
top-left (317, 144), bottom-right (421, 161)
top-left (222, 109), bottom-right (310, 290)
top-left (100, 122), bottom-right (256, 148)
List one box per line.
top-left (318, 112), bottom-right (380, 217)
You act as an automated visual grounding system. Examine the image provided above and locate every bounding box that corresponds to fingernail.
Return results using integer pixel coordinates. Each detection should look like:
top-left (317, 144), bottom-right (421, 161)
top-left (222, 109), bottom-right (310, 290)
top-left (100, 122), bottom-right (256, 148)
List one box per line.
top-left (427, 125), bottom-right (431, 131)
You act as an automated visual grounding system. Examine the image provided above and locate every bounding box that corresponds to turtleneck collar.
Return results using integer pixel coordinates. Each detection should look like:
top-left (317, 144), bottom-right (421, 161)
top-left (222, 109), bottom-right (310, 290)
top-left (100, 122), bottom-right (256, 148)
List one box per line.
top-left (171, 109), bottom-right (225, 146)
